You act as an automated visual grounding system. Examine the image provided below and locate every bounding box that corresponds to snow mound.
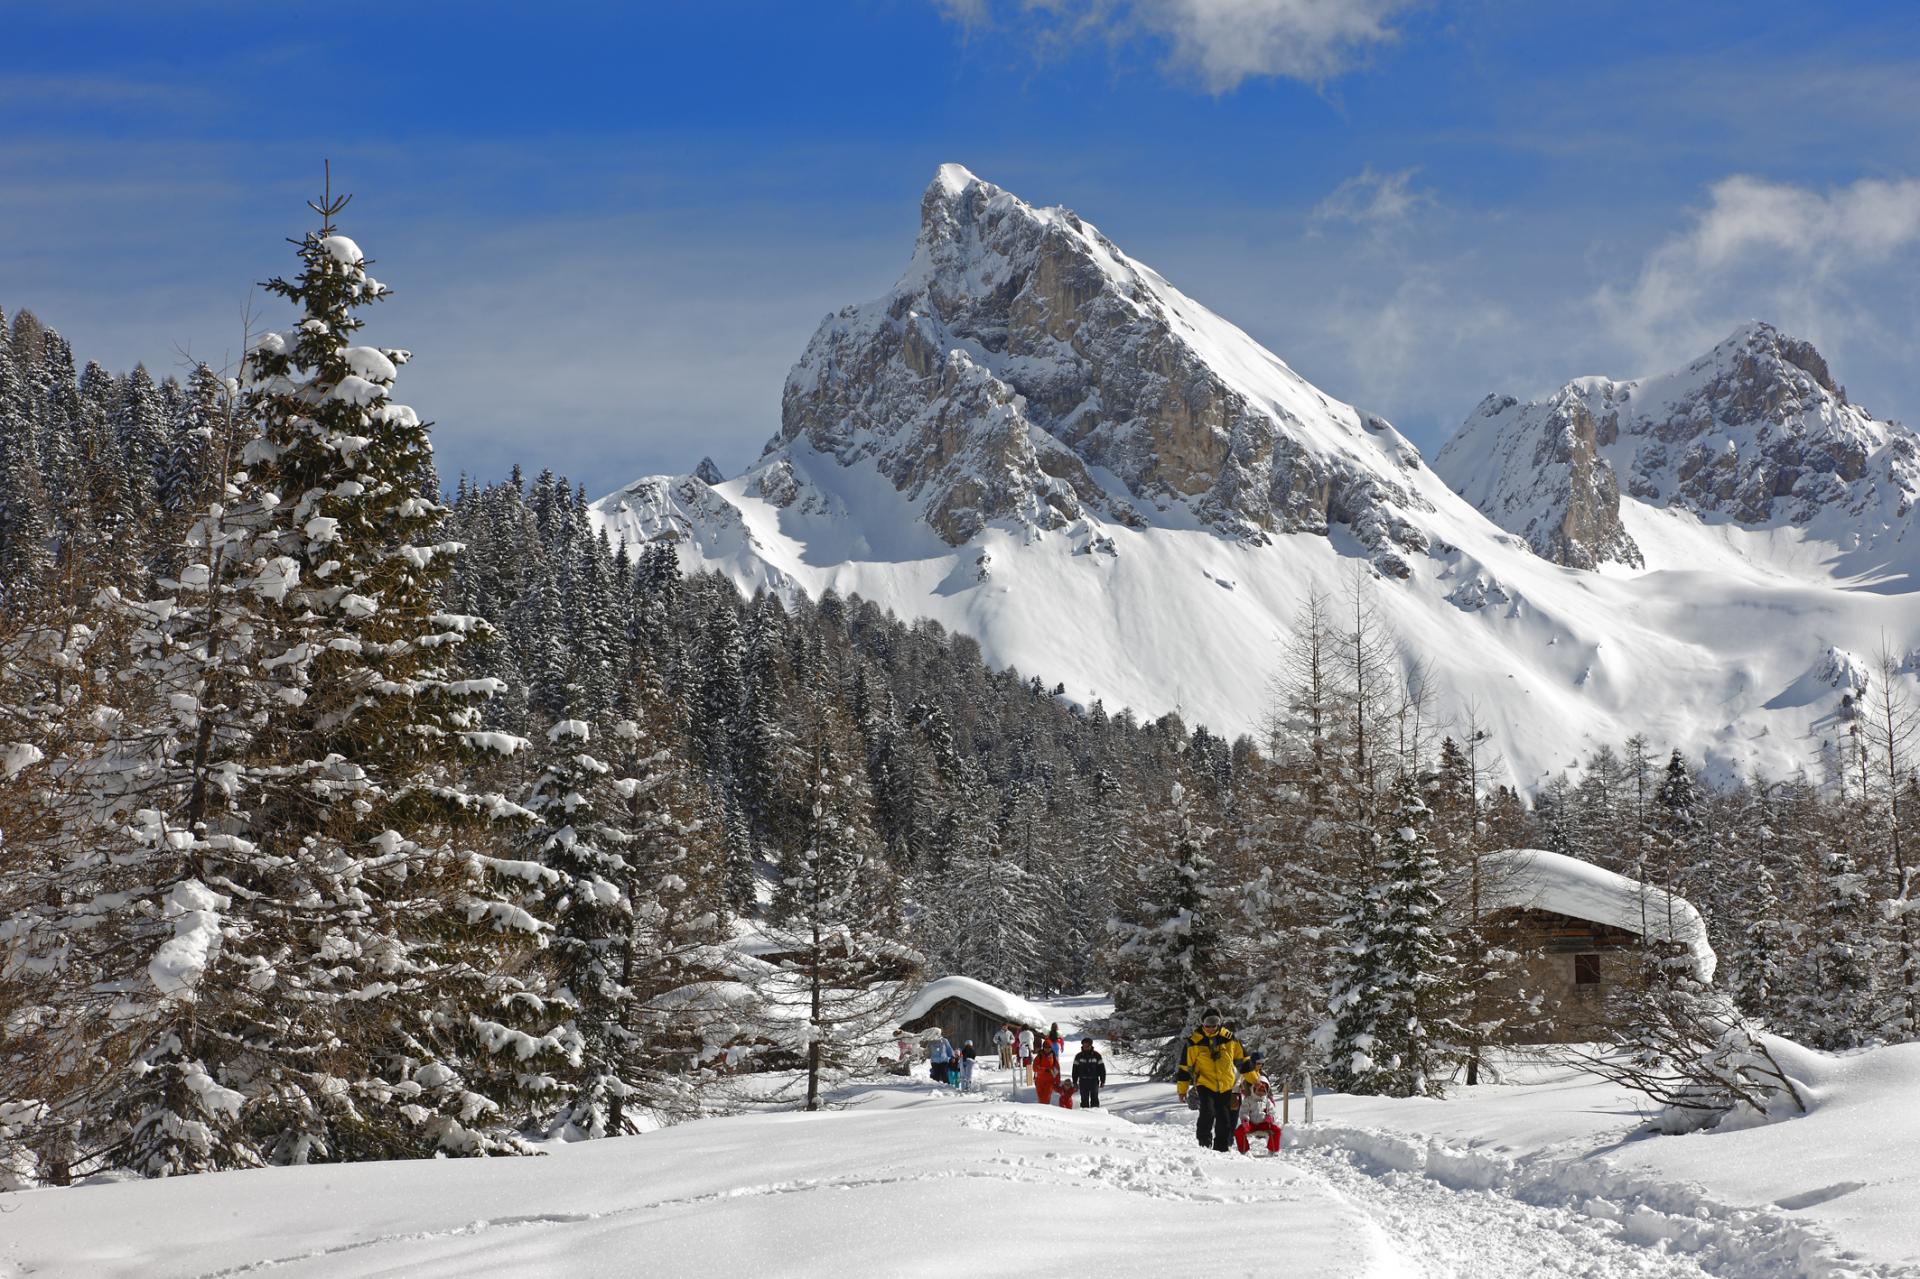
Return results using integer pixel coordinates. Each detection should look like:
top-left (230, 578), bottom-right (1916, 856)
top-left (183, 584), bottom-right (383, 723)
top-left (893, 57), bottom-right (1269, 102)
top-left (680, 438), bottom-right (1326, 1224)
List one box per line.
top-left (901, 975), bottom-right (1052, 1030)
top-left (1478, 848), bottom-right (1715, 981)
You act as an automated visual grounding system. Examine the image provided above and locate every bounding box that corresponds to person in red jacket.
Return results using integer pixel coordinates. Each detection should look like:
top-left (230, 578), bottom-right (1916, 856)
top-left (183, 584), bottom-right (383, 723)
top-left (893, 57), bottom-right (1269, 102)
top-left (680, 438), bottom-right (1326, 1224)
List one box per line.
top-left (1033, 1042), bottom-right (1062, 1105)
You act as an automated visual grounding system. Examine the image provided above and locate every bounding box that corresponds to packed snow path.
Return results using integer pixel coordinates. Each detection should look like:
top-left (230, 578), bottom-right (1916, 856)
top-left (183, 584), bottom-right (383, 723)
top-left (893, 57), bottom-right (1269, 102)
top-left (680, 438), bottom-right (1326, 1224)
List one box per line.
top-left (5, 1074), bottom-right (1865, 1278)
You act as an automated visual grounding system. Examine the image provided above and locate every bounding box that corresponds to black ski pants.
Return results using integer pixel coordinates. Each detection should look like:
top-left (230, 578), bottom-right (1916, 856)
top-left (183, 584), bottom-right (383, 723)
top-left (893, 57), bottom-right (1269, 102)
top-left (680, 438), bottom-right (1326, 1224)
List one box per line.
top-left (1193, 1086), bottom-right (1234, 1151)
top-left (1078, 1080), bottom-right (1100, 1108)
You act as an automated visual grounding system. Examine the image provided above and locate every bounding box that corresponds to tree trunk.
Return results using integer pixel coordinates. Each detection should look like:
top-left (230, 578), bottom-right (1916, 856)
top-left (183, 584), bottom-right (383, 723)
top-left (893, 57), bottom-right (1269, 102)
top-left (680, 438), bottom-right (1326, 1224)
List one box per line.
top-left (805, 919), bottom-right (824, 1111)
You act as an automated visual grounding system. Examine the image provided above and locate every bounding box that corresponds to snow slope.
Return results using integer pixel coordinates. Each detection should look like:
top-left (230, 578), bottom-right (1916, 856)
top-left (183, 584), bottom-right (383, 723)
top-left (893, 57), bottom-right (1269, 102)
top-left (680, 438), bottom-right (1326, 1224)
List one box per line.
top-left (0, 1101), bottom-right (1389, 1279)
top-left (1270, 1044), bottom-right (1920, 1277)
top-left (592, 168), bottom-right (1920, 788)
top-left (10, 1001), bottom-right (1916, 1277)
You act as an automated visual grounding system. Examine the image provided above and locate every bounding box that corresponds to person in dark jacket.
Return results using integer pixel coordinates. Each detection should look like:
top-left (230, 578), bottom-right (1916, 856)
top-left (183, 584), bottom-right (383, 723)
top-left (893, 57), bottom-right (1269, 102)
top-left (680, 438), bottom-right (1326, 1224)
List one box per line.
top-left (1071, 1038), bottom-right (1106, 1108)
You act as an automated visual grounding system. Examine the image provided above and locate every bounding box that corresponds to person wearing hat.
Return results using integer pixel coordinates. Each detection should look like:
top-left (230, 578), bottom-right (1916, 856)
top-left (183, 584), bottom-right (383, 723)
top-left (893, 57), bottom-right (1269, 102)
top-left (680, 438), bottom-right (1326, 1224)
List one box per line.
top-left (1071, 1037), bottom-right (1107, 1109)
top-left (1175, 1007), bottom-right (1249, 1152)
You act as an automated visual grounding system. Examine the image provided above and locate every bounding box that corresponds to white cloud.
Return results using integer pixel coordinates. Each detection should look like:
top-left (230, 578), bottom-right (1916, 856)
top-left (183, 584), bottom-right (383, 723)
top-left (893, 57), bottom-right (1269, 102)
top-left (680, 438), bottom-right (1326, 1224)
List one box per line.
top-left (934, 0), bottom-right (1417, 91)
top-left (1598, 174), bottom-right (1920, 374)
top-left (1310, 165), bottom-right (1434, 230)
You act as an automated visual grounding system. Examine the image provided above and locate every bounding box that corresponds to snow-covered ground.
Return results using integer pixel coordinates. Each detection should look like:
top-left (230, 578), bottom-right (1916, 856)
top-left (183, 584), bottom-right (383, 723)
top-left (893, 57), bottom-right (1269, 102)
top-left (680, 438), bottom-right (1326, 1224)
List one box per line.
top-left (5, 998), bottom-right (1916, 1278)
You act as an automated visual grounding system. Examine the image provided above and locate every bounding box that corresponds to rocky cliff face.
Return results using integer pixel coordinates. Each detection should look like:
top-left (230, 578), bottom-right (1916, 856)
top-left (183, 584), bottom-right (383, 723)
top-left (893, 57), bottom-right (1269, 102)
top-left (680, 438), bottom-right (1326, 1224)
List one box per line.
top-left (1436, 322), bottom-right (1920, 568)
top-left (777, 165), bottom-right (1433, 570)
top-left (1441, 387), bottom-right (1643, 571)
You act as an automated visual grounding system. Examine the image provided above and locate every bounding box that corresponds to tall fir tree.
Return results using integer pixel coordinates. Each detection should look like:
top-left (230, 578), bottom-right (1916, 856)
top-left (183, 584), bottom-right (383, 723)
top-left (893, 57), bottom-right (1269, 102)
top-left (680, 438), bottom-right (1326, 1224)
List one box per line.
top-left (1108, 781), bottom-right (1228, 1076)
top-left (227, 195), bottom-right (568, 1161)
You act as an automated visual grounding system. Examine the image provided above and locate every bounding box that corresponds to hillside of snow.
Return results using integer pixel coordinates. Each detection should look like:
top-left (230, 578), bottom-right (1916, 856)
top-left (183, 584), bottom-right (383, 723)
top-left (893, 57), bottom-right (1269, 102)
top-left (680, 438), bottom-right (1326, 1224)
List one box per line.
top-left (7, 997), bottom-right (1917, 1278)
top-left (591, 167), bottom-right (1920, 788)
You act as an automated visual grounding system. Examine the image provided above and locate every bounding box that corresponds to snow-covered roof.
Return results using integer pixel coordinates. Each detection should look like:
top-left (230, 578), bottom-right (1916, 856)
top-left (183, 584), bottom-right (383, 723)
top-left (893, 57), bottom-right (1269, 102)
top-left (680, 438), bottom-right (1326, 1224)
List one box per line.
top-left (900, 976), bottom-right (1052, 1031)
top-left (1477, 849), bottom-right (1716, 982)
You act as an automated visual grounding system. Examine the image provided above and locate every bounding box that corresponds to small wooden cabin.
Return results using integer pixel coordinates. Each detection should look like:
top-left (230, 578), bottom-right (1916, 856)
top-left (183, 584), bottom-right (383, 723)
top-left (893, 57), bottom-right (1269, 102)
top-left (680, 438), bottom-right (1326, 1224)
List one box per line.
top-left (1474, 849), bottom-right (1715, 1044)
top-left (897, 976), bottom-right (1048, 1054)
top-left (1484, 907), bottom-right (1646, 1042)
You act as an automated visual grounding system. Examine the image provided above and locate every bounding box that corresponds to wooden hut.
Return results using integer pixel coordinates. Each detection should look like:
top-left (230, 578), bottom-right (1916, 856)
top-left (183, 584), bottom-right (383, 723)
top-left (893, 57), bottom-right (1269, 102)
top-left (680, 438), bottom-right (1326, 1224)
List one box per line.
top-left (898, 976), bottom-right (1050, 1053)
top-left (1472, 849), bottom-right (1715, 1044)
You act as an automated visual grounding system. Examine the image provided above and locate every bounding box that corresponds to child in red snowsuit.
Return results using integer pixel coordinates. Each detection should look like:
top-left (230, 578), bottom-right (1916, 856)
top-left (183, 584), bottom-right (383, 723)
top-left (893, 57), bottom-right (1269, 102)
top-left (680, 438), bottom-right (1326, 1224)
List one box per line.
top-left (1233, 1069), bottom-right (1281, 1154)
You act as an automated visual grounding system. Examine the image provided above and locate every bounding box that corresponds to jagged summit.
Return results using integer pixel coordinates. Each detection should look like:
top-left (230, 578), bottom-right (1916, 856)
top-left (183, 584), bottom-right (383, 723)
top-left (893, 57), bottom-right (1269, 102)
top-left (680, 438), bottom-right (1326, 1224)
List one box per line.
top-left (772, 165), bottom-right (1432, 563)
top-left (1436, 324), bottom-right (1916, 570)
top-left (592, 177), bottom-right (1920, 788)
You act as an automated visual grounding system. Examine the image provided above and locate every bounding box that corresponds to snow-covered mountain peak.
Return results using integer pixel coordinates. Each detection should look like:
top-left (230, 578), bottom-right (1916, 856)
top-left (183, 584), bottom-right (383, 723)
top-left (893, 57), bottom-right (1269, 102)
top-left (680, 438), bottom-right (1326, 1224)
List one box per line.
top-left (1437, 324), bottom-right (1919, 574)
top-left (774, 165), bottom-right (1435, 561)
top-left (592, 178), bottom-right (1920, 790)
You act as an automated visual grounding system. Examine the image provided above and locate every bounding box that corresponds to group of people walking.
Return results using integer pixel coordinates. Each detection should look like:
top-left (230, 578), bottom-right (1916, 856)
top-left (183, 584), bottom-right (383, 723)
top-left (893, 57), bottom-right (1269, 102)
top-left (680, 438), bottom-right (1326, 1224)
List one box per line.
top-left (919, 1033), bottom-right (978, 1090)
top-left (987, 1021), bottom-right (1066, 1081)
top-left (1174, 1006), bottom-right (1282, 1154)
top-left (1030, 1034), bottom-right (1106, 1110)
top-left (902, 1005), bottom-right (1281, 1157)
top-left (905, 1020), bottom-right (1105, 1110)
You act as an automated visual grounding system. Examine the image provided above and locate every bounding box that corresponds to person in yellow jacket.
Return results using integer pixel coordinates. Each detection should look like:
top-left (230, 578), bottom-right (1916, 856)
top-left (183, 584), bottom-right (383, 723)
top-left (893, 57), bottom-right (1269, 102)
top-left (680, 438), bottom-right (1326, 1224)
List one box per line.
top-left (1174, 1007), bottom-right (1250, 1151)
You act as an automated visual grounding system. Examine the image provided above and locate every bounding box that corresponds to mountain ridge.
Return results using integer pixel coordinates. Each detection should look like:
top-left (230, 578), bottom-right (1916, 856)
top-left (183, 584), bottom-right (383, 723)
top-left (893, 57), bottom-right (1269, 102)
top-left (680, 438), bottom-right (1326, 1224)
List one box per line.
top-left (591, 166), bottom-right (1920, 788)
top-left (776, 164), bottom-right (1433, 574)
top-left (1436, 321), bottom-right (1920, 575)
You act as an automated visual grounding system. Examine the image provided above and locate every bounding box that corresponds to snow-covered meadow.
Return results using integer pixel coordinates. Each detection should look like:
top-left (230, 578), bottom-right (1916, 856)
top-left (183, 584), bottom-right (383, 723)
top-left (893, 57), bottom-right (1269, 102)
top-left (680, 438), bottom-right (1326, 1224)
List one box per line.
top-left (6, 998), bottom-right (1916, 1279)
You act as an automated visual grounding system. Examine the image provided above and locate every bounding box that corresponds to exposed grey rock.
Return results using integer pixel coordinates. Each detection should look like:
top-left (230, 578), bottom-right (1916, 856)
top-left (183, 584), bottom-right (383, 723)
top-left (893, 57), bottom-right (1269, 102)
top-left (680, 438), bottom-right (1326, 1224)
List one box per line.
top-left (1437, 322), bottom-right (1920, 569)
top-left (777, 164), bottom-right (1431, 556)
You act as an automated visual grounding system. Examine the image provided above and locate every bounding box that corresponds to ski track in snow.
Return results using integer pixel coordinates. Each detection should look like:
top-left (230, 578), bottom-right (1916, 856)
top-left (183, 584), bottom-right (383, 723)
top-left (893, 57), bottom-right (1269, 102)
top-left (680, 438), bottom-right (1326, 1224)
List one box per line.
top-left (1300, 1144), bottom-right (1712, 1279)
top-left (15, 1055), bottom-right (1905, 1279)
top-left (972, 1106), bottom-right (1722, 1279)
top-left (178, 1097), bottom-right (1886, 1279)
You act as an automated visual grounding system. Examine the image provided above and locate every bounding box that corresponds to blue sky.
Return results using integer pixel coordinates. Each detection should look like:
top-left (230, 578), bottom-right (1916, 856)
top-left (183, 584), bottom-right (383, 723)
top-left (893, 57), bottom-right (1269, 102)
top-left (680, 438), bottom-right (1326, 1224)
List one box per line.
top-left (5, 1), bottom-right (1920, 488)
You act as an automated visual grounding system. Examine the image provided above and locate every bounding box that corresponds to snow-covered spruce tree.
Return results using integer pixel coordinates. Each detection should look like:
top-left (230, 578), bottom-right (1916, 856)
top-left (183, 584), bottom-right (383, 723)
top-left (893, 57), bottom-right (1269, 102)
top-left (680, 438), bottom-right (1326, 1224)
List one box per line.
top-left (1319, 841), bottom-right (1390, 1093)
top-left (1375, 776), bottom-right (1468, 1095)
top-left (1321, 775), bottom-right (1467, 1097)
top-left (519, 718), bottom-right (625, 1139)
top-left (1722, 780), bottom-right (1796, 1021)
top-left (721, 791), bottom-right (758, 916)
top-left (112, 364), bottom-right (167, 522)
top-left (600, 680), bottom-right (732, 1126)
top-left (1792, 843), bottom-right (1878, 1050)
top-left (1652, 749), bottom-right (1710, 918)
top-left (764, 684), bottom-right (915, 1110)
top-left (0, 341), bottom-right (54, 608)
top-left (229, 202), bottom-right (569, 1161)
top-left (1108, 780), bottom-right (1230, 1077)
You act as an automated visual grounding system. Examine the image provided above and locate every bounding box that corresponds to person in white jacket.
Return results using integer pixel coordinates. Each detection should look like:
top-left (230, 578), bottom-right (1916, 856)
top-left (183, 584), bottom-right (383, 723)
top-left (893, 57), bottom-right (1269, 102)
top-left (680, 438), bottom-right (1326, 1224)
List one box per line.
top-left (1233, 1056), bottom-right (1282, 1154)
top-left (1016, 1027), bottom-right (1035, 1084)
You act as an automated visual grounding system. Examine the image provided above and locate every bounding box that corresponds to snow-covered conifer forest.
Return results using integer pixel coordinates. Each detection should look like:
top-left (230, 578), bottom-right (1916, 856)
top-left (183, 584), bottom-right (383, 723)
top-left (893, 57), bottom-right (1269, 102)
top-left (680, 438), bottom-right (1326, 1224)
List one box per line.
top-left (7, 177), bottom-right (1920, 1275)
top-left (0, 218), bottom-right (1904, 1147)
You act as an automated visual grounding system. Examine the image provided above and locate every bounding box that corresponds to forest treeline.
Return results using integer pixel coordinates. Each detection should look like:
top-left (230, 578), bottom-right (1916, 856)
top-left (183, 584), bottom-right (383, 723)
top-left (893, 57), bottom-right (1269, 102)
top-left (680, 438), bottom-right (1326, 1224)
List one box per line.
top-left (2, 209), bottom-right (1916, 1186)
